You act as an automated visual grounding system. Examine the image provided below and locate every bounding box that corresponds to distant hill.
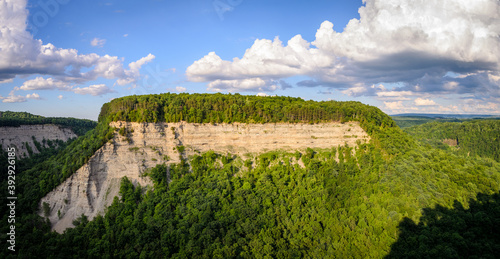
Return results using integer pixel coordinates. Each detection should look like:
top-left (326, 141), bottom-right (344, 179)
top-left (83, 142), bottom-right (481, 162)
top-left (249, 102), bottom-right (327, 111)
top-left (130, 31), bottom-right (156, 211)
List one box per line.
top-left (0, 111), bottom-right (44, 119)
top-left (404, 119), bottom-right (500, 162)
top-left (392, 113), bottom-right (500, 119)
top-left (0, 110), bottom-right (97, 136)
top-left (391, 114), bottom-right (500, 129)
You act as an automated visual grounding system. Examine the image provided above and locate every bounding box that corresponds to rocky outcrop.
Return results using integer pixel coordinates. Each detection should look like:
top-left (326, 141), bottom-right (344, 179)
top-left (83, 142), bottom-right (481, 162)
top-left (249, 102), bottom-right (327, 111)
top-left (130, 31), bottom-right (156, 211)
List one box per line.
top-left (0, 124), bottom-right (77, 158)
top-left (40, 121), bottom-right (370, 233)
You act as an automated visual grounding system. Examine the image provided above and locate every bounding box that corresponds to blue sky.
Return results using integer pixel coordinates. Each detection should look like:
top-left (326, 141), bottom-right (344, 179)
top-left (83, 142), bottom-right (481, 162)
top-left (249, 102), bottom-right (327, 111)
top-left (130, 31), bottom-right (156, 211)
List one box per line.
top-left (1, 0), bottom-right (499, 120)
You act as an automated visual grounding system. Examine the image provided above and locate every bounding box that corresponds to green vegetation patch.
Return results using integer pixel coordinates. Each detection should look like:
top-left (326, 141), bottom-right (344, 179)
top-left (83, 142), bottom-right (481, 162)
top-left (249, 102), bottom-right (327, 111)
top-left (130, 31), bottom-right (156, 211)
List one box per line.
top-left (405, 119), bottom-right (500, 162)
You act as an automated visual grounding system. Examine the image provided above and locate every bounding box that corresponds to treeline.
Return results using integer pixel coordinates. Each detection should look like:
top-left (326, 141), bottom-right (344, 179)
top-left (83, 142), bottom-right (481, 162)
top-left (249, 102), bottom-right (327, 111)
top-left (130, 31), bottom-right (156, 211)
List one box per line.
top-left (0, 111), bottom-right (43, 119)
top-left (405, 120), bottom-right (500, 162)
top-left (100, 93), bottom-right (395, 128)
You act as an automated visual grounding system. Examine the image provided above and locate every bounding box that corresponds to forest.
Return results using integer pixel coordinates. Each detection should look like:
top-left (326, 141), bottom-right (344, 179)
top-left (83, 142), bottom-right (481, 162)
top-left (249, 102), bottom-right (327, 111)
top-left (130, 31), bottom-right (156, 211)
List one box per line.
top-left (404, 120), bottom-right (500, 162)
top-left (1, 93), bottom-right (499, 258)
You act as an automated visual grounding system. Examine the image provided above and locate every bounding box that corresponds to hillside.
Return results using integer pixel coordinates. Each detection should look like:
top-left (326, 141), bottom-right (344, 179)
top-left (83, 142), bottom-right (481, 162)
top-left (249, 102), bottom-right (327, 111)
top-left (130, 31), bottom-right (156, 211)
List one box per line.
top-left (404, 120), bottom-right (500, 162)
top-left (391, 115), bottom-right (463, 129)
top-left (1, 93), bottom-right (499, 258)
top-left (391, 113), bottom-right (500, 129)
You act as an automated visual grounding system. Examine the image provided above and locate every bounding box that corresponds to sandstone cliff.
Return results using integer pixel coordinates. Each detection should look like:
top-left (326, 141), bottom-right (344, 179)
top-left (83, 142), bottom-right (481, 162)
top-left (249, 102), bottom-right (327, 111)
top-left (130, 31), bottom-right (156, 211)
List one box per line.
top-left (40, 121), bottom-right (369, 233)
top-left (0, 124), bottom-right (77, 158)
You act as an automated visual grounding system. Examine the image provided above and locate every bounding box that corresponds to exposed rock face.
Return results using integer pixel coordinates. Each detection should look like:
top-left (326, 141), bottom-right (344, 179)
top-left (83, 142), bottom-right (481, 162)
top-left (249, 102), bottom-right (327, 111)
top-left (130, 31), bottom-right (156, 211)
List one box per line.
top-left (40, 121), bottom-right (370, 233)
top-left (0, 124), bottom-right (77, 158)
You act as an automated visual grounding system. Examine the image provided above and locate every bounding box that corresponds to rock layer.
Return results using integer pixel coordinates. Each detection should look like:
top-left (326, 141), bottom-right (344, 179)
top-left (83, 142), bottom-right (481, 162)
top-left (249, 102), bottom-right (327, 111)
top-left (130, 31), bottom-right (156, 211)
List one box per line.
top-left (40, 121), bottom-right (369, 233)
top-left (0, 124), bottom-right (77, 158)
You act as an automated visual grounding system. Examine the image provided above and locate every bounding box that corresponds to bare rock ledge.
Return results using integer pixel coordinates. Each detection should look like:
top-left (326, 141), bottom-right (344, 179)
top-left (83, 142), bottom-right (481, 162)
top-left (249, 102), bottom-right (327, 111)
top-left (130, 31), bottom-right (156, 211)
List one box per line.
top-left (0, 124), bottom-right (77, 158)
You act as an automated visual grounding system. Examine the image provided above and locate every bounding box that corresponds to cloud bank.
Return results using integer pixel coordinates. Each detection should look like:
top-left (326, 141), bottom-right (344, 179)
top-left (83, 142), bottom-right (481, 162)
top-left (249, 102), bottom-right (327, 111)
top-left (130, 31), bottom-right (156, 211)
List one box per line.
top-left (187, 0), bottom-right (500, 113)
top-left (0, 0), bottom-right (154, 99)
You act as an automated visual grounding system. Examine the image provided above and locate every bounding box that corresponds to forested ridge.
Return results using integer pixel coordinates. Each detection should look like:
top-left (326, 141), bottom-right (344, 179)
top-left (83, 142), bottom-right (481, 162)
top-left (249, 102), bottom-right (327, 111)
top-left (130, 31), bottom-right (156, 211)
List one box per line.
top-left (0, 111), bottom-right (97, 136)
top-left (1, 93), bottom-right (499, 258)
top-left (391, 115), bottom-right (463, 129)
top-left (404, 120), bottom-right (500, 162)
top-left (100, 93), bottom-right (381, 123)
top-left (0, 111), bottom-right (44, 119)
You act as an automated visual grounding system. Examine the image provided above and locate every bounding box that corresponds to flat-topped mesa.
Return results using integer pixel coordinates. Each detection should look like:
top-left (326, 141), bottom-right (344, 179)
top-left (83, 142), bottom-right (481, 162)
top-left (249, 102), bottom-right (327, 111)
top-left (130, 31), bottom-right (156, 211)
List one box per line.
top-left (0, 124), bottom-right (77, 158)
top-left (39, 120), bottom-right (370, 233)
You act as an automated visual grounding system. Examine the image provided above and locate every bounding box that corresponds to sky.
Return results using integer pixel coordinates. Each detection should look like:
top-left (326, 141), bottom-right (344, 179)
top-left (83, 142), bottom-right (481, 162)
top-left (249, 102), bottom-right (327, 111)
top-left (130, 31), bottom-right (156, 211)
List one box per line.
top-left (0, 0), bottom-right (499, 120)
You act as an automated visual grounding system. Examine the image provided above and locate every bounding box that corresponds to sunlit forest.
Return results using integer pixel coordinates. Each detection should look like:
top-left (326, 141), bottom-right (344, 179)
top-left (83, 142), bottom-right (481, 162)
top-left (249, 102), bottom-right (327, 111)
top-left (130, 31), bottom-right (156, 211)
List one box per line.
top-left (404, 120), bottom-right (500, 162)
top-left (1, 93), bottom-right (499, 258)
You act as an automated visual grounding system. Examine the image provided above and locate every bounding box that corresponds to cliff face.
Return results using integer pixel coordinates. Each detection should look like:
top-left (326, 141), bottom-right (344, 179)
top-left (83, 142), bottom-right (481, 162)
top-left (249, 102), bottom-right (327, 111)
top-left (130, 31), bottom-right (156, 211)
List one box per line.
top-left (0, 124), bottom-right (77, 158)
top-left (40, 121), bottom-right (370, 233)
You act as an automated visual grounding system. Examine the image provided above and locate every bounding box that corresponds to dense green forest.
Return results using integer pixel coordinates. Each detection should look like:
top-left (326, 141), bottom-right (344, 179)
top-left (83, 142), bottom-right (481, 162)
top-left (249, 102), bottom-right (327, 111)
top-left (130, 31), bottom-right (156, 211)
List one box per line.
top-left (387, 192), bottom-right (500, 258)
top-left (404, 120), bottom-right (500, 162)
top-left (1, 93), bottom-right (499, 258)
top-left (0, 111), bottom-right (97, 136)
top-left (100, 93), bottom-right (393, 126)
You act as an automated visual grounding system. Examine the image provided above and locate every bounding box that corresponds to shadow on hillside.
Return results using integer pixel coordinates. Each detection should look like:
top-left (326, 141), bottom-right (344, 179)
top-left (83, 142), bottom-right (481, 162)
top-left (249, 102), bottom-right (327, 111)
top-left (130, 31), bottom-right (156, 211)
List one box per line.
top-left (385, 192), bottom-right (500, 258)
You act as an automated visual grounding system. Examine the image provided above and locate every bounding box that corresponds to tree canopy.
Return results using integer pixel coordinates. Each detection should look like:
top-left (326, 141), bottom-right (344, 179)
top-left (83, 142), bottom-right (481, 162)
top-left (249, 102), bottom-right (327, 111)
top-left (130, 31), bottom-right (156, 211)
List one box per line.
top-left (404, 120), bottom-right (500, 162)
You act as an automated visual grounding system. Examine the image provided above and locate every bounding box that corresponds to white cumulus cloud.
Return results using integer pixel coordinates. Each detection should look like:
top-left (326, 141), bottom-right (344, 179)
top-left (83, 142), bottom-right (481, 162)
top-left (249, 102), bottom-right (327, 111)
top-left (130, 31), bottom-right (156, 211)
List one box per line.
top-left (175, 86), bottom-right (186, 92)
top-left (1, 92), bottom-right (40, 103)
top-left (26, 93), bottom-right (40, 100)
top-left (207, 78), bottom-right (279, 92)
top-left (90, 38), bottom-right (106, 48)
top-left (414, 98), bottom-right (438, 106)
top-left (0, 0), bottom-right (155, 94)
top-left (1, 95), bottom-right (27, 103)
top-left (186, 0), bottom-right (500, 98)
top-left (19, 77), bottom-right (71, 91)
top-left (73, 84), bottom-right (115, 96)
top-left (383, 101), bottom-right (404, 111)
